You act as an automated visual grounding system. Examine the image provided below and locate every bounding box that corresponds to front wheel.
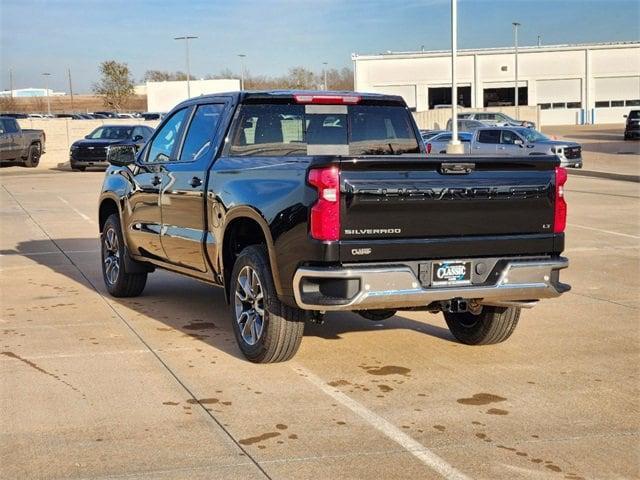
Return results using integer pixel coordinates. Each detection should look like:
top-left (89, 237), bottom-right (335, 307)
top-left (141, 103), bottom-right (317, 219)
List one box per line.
top-left (230, 245), bottom-right (304, 363)
top-left (23, 143), bottom-right (41, 168)
top-left (101, 214), bottom-right (147, 297)
top-left (443, 306), bottom-right (520, 345)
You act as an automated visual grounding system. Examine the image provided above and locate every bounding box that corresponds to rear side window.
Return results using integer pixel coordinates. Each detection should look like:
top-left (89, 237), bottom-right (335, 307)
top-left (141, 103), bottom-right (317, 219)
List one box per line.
top-left (179, 104), bottom-right (225, 162)
top-left (477, 130), bottom-right (501, 144)
top-left (229, 103), bottom-right (419, 156)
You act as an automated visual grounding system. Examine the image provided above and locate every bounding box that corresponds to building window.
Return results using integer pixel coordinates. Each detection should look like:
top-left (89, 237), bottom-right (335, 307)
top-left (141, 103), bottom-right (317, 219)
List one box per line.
top-left (566, 102), bottom-right (582, 109)
top-left (595, 101), bottom-right (609, 108)
top-left (625, 99), bottom-right (640, 106)
top-left (552, 102), bottom-right (566, 109)
top-left (538, 103), bottom-right (551, 110)
top-left (611, 100), bottom-right (625, 107)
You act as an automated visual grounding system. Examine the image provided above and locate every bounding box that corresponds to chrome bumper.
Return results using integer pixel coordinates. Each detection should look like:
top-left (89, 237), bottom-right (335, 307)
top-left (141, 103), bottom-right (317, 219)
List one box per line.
top-left (293, 257), bottom-right (569, 311)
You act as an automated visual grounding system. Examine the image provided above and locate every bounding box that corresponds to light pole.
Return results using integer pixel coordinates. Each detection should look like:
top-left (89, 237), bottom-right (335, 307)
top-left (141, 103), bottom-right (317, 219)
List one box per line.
top-left (238, 54), bottom-right (246, 90)
top-left (67, 68), bottom-right (75, 112)
top-left (513, 22), bottom-right (521, 118)
top-left (323, 62), bottom-right (328, 90)
top-left (9, 68), bottom-right (14, 98)
top-left (174, 35), bottom-right (198, 98)
top-left (446, 0), bottom-right (464, 154)
top-left (42, 72), bottom-right (51, 116)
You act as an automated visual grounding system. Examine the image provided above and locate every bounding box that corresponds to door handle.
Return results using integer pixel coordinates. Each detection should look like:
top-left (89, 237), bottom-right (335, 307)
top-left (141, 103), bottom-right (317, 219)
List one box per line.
top-left (190, 176), bottom-right (202, 188)
top-left (151, 175), bottom-right (162, 186)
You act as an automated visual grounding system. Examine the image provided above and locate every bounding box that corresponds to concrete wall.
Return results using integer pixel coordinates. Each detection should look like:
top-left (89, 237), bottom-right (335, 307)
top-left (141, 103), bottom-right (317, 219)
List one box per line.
top-left (146, 79), bottom-right (240, 112)
top-left (413, 106), bottom-right (539, 130)
top-left (17, 118), bottom-right (159, 168)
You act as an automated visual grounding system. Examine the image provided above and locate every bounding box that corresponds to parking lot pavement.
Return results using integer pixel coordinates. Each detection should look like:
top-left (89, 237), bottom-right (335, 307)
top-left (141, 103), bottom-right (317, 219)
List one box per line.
top-left (1, 169), bottom-right (638, 480)
top-left (543, 124), bottom-right (640, 177)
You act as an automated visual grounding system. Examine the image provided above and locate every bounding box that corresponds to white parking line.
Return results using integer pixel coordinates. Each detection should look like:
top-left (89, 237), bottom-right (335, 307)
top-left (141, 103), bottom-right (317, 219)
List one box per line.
top-left (0, 249), bottom-right (100, 257)
top-left (293, 364), bottom-right (471, 480)
top-left (57, 195), bottom-right (96, 224)
top-left (567, 223), bottom-right (640, 239)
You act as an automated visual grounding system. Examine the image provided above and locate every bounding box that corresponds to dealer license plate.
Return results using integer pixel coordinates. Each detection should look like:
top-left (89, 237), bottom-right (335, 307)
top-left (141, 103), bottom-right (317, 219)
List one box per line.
top-left (431, 261), bottom-right (472, 286)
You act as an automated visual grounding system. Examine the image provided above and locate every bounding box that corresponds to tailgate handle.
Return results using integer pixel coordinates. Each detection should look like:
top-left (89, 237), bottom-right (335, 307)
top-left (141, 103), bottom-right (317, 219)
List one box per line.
top-left (440, 162), bottom-right (475, 175)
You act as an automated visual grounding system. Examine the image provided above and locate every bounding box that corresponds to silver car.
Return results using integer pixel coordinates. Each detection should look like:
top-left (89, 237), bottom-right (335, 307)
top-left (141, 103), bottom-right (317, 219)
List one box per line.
top-left (470, 127), bottom-right (582, 168)
top-left (425, 131), bottom-right (472, 155)
top-left (445, 118), bottom-right (487, 132)
top-left (459, 112), bottom-right (536, 129)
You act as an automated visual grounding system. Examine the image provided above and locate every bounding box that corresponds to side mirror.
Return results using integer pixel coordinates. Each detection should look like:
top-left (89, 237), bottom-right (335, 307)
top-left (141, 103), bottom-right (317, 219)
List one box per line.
top-left (84, 135), bottom-right (91, 139)
top-left (514, 139), bottom-right (524, 146)
top-left (623, 114), bottom-right (628, 118)
top-left (107, 144), bottom-right (137, 166)
top-left (133, 135), bottom-right (144, 142)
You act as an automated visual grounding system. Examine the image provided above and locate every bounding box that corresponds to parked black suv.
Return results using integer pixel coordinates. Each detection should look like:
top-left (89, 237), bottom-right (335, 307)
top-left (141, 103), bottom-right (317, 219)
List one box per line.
top-left (624, 110), bottom-right (640, 140)
top-left (99, 90), bottom-right (570, 362)
top-left (70, 124), bottom-right (153, 171)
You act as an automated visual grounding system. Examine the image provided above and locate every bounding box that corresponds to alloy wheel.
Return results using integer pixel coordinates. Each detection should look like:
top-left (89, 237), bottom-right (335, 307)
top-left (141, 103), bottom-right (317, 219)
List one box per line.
top-left (234, 266), bottom-right (265, 346)
top-left (103, 228), bottom-right (120, 285)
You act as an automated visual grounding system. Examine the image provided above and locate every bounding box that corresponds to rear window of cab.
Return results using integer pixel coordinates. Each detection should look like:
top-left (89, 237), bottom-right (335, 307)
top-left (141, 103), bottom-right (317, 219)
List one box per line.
top-left (228, 103), bottom-right (420, 157)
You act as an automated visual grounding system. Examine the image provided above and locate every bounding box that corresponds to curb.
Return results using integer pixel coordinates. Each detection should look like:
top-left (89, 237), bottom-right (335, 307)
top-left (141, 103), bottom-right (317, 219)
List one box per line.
top-left (568, 169), bottom-right (640, 183)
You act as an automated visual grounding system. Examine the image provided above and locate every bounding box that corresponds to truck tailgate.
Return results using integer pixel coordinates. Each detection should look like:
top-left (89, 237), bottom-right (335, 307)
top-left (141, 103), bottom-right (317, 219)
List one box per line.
top-left (339, 155), bottom-right (562, 261)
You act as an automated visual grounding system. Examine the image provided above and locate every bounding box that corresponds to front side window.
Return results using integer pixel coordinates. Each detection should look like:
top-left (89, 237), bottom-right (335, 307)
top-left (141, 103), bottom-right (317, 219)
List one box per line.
top-left (145, 108), bottom-right (188, 163)
top-left (179, 104), bottom-right (225, 162)
top-left (477, 130), bottom-right (501, 144)
top-left (501, 130), bottom-right (520, 144)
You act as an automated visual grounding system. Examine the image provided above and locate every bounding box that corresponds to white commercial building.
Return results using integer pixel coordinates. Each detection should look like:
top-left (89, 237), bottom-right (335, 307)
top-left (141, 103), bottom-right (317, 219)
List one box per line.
top-left (353, 41), bottom-right (640, 125)
top-left (0, 88), bottom-right (66, 97)
top-left (145, 78), bottom-right (240, 112)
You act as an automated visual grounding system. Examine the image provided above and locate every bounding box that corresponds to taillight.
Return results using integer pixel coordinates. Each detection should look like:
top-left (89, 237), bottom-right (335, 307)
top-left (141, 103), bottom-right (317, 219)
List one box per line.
top-left (294, 94), bottom-right (361, 105)
top-left (426, 142), bottom-right (432, 154)
top-left (554, 166), bottom-right (568, 233)
top-left (308, 166), bottom-right (340, 241)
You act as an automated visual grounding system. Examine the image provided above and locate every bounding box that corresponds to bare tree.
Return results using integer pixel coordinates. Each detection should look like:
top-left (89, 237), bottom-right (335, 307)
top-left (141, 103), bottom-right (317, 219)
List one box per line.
top-left (143, 70), bottom-right (189, 82)
top-left (93, 60), bottom-right (135, 111)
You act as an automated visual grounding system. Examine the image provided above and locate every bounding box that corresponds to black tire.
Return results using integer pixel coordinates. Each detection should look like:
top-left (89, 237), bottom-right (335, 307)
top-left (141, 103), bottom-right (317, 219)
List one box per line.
top-left (101, 214), bottom-right (147, 297)
top-left (229, 245), bottom-right (304, 363)
top-left (23, 143), bottom-right (41, 168)
top-left (357, 309), bottom-right (397, 321)
top-left (72, 166), bottom-right (86, 172)
top-left (443, 306), bottom-right (520, 345)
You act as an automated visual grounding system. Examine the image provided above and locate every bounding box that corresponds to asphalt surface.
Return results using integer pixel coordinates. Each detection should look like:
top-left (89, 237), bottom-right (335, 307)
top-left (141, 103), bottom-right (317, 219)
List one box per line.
top-left (1, 166), bottom-right (638, 479)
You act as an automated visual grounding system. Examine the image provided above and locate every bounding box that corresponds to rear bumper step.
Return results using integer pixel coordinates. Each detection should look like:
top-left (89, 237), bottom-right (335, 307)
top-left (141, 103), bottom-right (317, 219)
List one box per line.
top-left (293, 257), bottom-right (569, 311)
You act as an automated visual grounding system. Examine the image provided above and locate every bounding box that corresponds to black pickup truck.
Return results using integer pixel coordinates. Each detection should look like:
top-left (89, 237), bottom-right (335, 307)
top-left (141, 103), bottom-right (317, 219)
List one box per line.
top-left (99, 91), bottom-right (570, 363)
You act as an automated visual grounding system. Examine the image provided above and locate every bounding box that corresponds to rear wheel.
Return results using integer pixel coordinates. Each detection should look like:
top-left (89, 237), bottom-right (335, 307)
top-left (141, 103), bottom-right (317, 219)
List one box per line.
top-left (230, 245), bottom-right (304, 363)
top-left (72, 165), bottom-right (86, 172)
top-left (23, 143), bottom-right (41, 168)
top-left (443, 306), bottom-right (520, 345)
top-left (101, 214), bottom-right (147, 297)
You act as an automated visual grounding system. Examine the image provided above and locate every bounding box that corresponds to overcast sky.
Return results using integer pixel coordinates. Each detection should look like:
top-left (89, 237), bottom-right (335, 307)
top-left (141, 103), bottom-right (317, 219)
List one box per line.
top-left (1, 0), bottom-right (638, 93)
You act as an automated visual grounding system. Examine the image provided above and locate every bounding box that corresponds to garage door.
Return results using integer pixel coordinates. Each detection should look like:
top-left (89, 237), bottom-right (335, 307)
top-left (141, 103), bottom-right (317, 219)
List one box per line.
top-left (594, 76), bottom-right (640, 102)
top-left (370, 85), bottom-right (416, 109)
top-left (536, 79), bottom-right (581, 103)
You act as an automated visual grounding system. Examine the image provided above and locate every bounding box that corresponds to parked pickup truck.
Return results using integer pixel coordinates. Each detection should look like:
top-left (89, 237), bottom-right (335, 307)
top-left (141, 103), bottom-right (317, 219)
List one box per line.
top-left (0, 116), bottom-right (45, 167)
top-left (99, 91), bottom-right (571, 363)
top-left (469, 127), bottom-right (583, 168)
